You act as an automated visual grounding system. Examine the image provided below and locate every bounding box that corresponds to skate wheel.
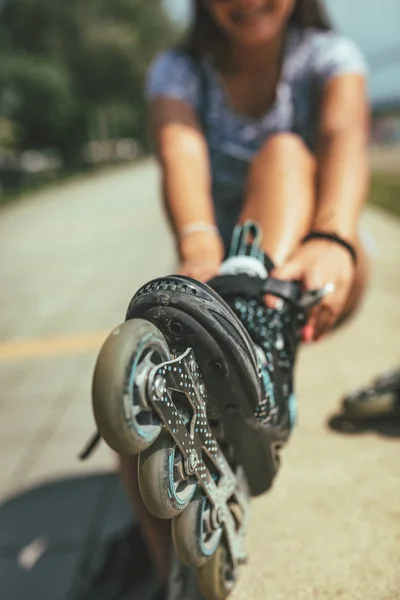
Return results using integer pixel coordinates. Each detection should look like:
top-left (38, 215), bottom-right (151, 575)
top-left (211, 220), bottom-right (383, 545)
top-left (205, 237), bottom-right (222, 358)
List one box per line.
top-left (197, 543), bottom-right (237, 600)
top-left (92, 319), bottom-right (167, 455)
top-left (343, 391), bottom-right (397, 418)
top-left (172, 495), bottom-right (222, 567)
top-left (139, 429), bottom-right (197, 519)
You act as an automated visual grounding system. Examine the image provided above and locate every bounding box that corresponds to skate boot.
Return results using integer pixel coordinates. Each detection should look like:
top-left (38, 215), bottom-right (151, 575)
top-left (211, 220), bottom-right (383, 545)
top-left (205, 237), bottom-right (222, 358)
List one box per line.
top-left (342, 367), bottom-right (400, 418)
top-left (91, 220), bottom-right (328, 600)
top-left (206, 220), bottom-right (306, 484)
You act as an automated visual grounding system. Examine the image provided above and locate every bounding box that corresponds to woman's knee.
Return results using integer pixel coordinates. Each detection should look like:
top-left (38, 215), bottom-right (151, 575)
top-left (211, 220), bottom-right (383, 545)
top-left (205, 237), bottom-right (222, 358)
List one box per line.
top-left (253, 133), bottom-right (316, 172)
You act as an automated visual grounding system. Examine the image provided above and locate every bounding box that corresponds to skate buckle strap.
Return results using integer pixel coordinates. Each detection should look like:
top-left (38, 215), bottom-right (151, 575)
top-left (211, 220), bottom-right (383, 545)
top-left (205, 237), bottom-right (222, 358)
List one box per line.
top-left (263, 278), bottom-right (302, 304)
top-left (209, 274), bottom-right (331, 311)
top-left (209, 274), bottom-right (301, 305)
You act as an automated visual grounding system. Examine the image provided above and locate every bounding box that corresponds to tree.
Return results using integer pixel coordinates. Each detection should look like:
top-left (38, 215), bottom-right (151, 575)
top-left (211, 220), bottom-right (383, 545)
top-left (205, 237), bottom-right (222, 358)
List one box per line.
top-left (0, 0), bottom-right (180, 164)
top-left (0, 53), bottom-right (80, 151)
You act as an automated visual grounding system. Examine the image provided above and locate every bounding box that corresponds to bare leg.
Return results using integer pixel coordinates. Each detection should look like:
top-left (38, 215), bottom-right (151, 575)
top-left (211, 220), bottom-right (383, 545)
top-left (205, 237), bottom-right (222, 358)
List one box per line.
top-left (240, 132), bottom-right (368, 323)
top-left (118, 454), bottom-right (171, 582)
top-left (240, 133), bottom-right (316, 265)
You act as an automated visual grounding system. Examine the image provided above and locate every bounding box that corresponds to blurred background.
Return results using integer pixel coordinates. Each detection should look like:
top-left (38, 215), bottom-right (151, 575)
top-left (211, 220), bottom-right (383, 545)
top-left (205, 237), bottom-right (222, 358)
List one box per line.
top-left (0, 0), bottom-right (399, 206)
top-left (0, 0), bottom-right (181, 196)
top-left (0, 2), bottom-right (399, 600)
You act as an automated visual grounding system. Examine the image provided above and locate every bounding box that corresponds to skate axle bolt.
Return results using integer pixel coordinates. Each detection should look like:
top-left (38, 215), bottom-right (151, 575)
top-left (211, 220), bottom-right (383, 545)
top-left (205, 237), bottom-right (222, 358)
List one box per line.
top-left (211, 507), bottom-right (224, 528)
top-left (170, 321), bottom-right (183, 335)
top-left (210, 360), bottom-right (223, 374)
top-left (189, 359), bottom-right (197, 373)
top-left (188, 450), bottom-right (199, 472)
top-left (154, 376), bottom-right (166, 398)
top-left (199, 383), bottom-right (205, 395)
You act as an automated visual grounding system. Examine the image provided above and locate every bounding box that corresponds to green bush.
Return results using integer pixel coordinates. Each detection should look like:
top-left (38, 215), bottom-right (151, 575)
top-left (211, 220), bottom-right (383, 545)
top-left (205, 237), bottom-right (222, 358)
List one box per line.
top-left (0, 0), bottom-right (180, 167)
top-left (369, 174), bottom-right (400, 219)
top-left (0, 54), bottom-right (80, 153)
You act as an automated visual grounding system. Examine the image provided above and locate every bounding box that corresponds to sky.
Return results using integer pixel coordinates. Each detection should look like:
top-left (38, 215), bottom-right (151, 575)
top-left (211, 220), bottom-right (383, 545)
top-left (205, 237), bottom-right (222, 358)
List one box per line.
top-left (164, 0), bottom-right (400, 103)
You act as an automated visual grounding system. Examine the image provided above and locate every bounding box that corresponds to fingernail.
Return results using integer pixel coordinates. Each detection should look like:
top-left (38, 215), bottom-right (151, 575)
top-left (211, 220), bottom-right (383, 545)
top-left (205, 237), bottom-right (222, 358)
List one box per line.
top-left (263, 295), bottom-right (274, 309)
top-left (302, 324), bottom-right (315, 343)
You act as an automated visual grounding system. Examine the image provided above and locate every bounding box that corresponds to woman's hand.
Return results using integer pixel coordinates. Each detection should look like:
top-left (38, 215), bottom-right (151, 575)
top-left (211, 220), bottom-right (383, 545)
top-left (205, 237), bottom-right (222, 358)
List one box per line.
top-left (179, 230), bottom-right (225, 282)
top-left (269, 240), bottom-right (356, 341)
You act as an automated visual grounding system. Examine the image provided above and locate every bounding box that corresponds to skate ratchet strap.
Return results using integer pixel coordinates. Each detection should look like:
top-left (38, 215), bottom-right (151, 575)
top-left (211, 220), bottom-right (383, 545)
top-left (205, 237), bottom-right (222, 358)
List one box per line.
top-left (208, 274), bottom-right (302, 305)
top-left (263, 278), bottom-right (302, 303)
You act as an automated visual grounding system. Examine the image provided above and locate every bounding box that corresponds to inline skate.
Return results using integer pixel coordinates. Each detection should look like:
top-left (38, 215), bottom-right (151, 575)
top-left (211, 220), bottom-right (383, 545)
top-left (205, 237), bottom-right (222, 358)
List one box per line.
top-left (342, 367), bottom-right (400, 418)
top-left (91, 221), bottom-right (328, 600)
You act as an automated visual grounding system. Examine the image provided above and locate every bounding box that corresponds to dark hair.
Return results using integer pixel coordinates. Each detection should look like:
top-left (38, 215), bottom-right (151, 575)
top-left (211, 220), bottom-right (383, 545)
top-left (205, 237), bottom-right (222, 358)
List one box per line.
top-left (186, 0), bottom-right (331, 56)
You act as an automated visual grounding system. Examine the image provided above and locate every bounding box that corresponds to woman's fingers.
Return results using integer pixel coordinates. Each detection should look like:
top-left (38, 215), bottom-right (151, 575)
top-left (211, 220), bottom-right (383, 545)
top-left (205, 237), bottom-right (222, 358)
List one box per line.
top-left (271, 261), bottom-right (302, 281)
top-left (266, 251), bottom-right (351, 342)
top-left (305, 272), bottom-right (351, 340)
top-left (312, 304), bottom-right (336, 340)
top-left (302, 323), bottom-right (315, 343)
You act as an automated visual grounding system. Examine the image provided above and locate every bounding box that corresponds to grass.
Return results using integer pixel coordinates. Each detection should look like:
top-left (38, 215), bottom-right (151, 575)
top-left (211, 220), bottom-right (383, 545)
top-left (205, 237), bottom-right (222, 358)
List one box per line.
top-left (368, 173), bottom-right (400, 219)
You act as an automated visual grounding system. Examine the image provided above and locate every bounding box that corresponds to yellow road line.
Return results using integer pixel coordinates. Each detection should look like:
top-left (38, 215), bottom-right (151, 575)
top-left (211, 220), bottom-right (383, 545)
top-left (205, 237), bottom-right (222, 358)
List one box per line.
top-left (0, 331), bottom-right (109, 362)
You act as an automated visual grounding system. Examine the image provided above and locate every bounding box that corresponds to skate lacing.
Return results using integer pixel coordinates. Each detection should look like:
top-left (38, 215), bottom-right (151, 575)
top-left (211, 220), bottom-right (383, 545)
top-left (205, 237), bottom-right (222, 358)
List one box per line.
top-left (230, 296), bottom-right (298, 425)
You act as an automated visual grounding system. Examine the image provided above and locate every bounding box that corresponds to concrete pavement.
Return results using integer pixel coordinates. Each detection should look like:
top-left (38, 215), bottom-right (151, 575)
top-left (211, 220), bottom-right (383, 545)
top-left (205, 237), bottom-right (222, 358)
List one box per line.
top-left (0, 159), bottom-right (399, 600)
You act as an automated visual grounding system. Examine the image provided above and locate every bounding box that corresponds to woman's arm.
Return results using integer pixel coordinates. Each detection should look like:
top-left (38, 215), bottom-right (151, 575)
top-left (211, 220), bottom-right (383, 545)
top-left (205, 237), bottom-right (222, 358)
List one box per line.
top-left (149, 97), bottom-right (215, 231)
top-left (270, 73), bottom-right (370, 339)
top-left (149, 97), bottom-right (224, 279)
top-left (313, 73), bottom-right (370, 238)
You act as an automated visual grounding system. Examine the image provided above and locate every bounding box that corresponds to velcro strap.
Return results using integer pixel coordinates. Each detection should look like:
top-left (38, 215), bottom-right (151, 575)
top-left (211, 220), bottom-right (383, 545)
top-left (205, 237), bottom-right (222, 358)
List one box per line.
top-left (263, 278), bottom-right (302, 303)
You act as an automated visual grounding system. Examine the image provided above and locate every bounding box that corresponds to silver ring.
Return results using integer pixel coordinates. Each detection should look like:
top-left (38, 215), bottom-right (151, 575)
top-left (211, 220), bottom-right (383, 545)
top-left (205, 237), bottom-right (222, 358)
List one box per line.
top-left (322, 282), bottom-right (336, 297)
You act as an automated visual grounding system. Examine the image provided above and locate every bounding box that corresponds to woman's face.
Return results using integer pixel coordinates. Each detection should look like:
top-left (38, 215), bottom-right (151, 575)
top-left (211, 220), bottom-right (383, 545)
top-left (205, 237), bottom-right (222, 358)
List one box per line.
top-left (206, 0), bottom-right (296, 46)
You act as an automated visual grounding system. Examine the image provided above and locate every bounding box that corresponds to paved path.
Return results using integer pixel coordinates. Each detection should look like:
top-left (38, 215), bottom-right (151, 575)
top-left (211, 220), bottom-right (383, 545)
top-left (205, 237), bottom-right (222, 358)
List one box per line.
top-left (0, 160), bottom-right (399, 600)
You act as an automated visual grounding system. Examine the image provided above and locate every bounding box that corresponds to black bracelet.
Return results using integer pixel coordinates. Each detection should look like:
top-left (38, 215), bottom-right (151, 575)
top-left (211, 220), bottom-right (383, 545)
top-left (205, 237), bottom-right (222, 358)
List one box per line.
top-left (302, 231), bottom-right (357, 265)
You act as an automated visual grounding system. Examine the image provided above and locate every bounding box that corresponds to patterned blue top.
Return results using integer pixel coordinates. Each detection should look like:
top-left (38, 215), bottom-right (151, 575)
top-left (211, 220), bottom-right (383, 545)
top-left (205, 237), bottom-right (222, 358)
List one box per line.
top-left (146, 27), bottom-right (367, 208)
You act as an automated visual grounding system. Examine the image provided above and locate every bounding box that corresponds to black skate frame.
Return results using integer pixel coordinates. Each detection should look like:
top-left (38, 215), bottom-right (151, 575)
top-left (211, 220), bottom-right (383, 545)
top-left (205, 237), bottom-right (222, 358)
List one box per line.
top-left (140, 346), bottom-right (249, 570)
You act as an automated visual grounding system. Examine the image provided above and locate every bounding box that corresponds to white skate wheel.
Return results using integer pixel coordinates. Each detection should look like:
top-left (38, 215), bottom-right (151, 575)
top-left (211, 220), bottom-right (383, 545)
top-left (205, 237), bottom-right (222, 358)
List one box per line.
top-left (172, 495), bottom-right (222, 567)
top-left (139, 428), bottom-right (197, 519)
top-left (197, 543), bottom-right (237, 600)
top-left (92, 319), bottom-right (168, 455)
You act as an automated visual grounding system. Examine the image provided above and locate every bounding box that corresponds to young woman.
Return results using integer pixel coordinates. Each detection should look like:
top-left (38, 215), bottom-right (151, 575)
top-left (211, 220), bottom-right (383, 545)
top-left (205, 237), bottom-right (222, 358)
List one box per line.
top-left (115, 0), bottom-right (370, 597)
